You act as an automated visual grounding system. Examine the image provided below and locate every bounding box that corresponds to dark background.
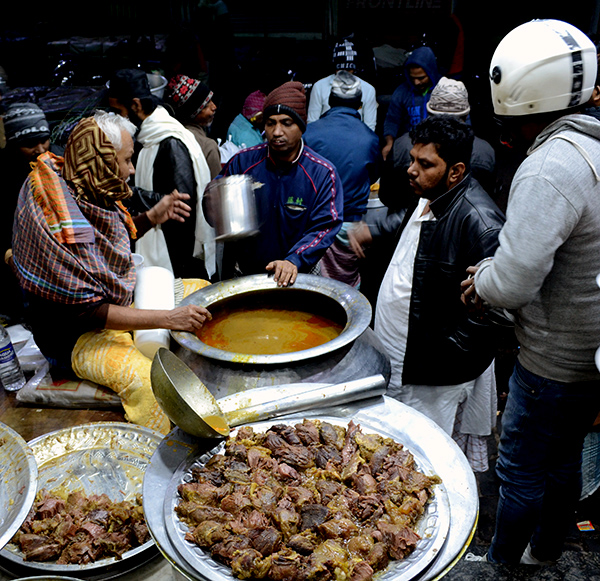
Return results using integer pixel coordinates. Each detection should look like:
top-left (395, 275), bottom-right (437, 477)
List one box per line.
top-left (1, 1), bottom-right (599, 145)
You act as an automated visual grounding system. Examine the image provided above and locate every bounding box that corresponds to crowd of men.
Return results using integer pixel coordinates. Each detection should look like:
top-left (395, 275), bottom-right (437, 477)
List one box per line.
top-left (1, 18), bottom-right (600, 568)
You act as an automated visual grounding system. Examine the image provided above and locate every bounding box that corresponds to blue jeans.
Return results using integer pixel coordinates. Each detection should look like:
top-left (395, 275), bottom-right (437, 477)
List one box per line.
top-left (488, 360), bottom-right (600, 564)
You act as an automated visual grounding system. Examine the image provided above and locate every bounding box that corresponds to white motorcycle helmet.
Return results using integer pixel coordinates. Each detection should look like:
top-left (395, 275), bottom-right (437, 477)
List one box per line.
top-left (490, 19), bottom-right (597, 117)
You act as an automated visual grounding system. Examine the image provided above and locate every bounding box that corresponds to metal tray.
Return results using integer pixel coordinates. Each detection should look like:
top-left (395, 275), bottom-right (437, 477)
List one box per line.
top-left (0, 422), bottom-right (163, 578)
top-left (0, 422), bottom-right (38, 551)
top-left (164, 417), bottom-right (450, 581)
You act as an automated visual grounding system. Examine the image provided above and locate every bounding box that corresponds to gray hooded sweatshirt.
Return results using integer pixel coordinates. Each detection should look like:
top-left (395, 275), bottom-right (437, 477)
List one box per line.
top-left (475, 113), bottom-right (600, 383)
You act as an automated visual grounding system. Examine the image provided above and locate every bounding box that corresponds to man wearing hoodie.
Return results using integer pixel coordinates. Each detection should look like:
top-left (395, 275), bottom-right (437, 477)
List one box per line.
top-left (381, 46), bottom-right (440, 160)
top-left (462, 20), bottom-right (600, 566)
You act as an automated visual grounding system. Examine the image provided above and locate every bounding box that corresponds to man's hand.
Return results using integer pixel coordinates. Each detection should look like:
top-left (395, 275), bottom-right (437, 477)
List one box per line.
top-left (461, 265), bottom-right (485, 312)
top-left (266, 260), bottom-right (298, 287)
top-left (163, 305), bottom-right (212, 332)
top-left (348, 222), bottom-right (373, 259)
top-left (381, 136), bottom-right (394, 161)
top-left (146, 190), bottom-right (191, 225)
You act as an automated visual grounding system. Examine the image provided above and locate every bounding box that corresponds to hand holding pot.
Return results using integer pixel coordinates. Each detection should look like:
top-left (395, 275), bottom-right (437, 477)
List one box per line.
top-left (266, 259), bottom-right (297, 287)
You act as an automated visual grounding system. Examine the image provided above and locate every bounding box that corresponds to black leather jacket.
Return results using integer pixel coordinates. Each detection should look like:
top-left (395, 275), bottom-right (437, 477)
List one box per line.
top-left (377, 175), bottom-right (507, 386)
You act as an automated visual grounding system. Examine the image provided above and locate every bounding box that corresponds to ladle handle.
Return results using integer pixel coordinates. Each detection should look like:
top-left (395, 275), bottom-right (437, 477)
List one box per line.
top-left (223, 375), bottom-right (387, 427)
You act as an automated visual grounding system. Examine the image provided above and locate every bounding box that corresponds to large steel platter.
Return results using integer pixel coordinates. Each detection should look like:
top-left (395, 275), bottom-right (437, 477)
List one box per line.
top-left (164, 416), bottom-right (450, 581)
top-left (144, 397), bottom-right (478, 581)
top-left (0, 423), bottom-right (163, 579)
top-left (0, 422), bottom-right (38, 551)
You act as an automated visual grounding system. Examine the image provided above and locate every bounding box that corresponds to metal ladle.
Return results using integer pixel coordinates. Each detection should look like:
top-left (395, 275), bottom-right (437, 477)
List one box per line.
top-left (150, 348), bottom-right (387, 439)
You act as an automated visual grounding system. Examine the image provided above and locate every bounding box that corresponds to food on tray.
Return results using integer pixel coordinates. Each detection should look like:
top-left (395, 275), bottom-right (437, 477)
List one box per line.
top-left (175, 419), bottom-right (441, 581)
top-left (196, 306), bottom-right (343, 354)
top-left (10, 489), bottom-right (149, 564)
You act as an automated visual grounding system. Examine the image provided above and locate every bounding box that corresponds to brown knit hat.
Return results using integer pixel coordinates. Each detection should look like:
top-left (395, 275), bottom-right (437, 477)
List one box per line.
top-left (263, 81), bottom-right (307, 132)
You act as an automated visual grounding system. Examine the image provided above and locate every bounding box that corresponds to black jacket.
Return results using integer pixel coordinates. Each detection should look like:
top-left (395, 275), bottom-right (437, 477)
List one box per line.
top-left (377, 175), bottom-right (507, 386)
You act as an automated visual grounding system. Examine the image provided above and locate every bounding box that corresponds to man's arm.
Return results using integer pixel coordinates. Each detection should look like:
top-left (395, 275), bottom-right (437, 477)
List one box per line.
top-left (307, 79), bottom-right (327, 124)
top-left (361, 83), bottom-right (378, 131)
top-left (474, 176), bottom-right (579, 309)
top-left (105, 303), bottom-right (211, 333)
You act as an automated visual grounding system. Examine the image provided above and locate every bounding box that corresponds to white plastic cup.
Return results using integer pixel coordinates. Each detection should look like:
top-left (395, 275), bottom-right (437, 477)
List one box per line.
top-left (132, 253), bottom-right (145, 269)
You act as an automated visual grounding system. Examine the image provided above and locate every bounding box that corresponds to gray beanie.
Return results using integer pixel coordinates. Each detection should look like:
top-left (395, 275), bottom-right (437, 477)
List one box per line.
top-left (3, 103), bottom-right (50, 144)
top-left (330, 71), bottom-right (363, 101)
top-left (427, 77), bottom-right (470, 116)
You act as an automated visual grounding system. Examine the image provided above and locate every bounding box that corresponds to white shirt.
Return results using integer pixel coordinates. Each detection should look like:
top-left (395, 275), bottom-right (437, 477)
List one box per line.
top-left (307, 74), bottom-right (378, 131)
top-left (374, 197), bottom-right (434, 398)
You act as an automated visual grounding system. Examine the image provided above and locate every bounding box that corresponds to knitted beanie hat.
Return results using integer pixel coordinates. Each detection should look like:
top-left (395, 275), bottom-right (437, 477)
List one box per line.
top-left (242, 90), bottom-right (266, 120)
top-left (108, 69), bottom-right (152, 102)
top-left (166, 74), bottom-right (213, 121)
top-left (3, 102), bottom-right (50, 144)
top-left (333, 39), bottom-right (359, 70)
top-left (330, 71), bottom-right (363, 100)
top-left (427, 77), bottom-right (470, 116)
top-left (263, 81), bottom-right (307, 132)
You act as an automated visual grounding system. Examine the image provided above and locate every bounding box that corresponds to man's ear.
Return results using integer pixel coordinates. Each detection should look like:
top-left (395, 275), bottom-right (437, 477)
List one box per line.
top-left (447, 161), bottom-right (466, 187)
top-left (590, 85), bottom-right (600, 108)
top-left (131, 98), bottom-right (143, 115)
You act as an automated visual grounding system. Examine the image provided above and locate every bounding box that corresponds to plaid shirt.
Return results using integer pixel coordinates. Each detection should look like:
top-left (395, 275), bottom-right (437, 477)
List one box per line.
top-left (13, 153), bottom-right (136, 306)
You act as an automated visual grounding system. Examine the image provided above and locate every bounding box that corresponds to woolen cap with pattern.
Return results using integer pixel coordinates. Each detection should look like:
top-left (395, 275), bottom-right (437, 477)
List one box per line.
top-left (3, 102), bottom-right (50, 144)
top-left (242, 90), bottom-right (266, 120)
top-left (263, 81), bottom-right (307, 132)
top-left (426, 76), bottom-right (471, 116)
top-left (333, 39), bottom-right (359, 70)
top-left (166, 74), bottom-right (213, 121)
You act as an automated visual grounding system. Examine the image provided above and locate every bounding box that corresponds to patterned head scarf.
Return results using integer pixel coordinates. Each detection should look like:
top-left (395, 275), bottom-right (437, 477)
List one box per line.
top-left (63, 117), bottom-right (132, 208)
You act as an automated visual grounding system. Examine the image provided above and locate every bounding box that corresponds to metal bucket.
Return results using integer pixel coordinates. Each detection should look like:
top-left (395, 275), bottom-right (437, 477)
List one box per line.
top-left (202, 175), bottom-right (260, 241)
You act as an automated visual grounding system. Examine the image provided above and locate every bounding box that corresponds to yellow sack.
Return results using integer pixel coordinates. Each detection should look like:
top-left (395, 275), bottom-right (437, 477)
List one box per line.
top-left (71, 278), bottom-right (212, 435)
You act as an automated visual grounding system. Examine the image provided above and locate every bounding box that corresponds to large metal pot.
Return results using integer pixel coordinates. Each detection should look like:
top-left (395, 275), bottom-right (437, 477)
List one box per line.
top-left (170, 274), bottom-right (391, 399)
top-left (202, 175), bottom-right (260, 241)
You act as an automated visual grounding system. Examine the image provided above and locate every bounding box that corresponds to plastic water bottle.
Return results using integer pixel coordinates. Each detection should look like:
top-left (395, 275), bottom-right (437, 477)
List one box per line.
top-left (0, 325), bottom-right (26, 391)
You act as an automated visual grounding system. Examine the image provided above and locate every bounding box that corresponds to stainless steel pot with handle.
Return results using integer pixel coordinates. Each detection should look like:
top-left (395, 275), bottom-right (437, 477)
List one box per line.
top-left (202, 174), bottom-right (261, 241)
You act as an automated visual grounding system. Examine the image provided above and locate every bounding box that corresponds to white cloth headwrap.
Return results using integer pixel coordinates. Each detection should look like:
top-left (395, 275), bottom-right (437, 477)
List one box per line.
top-left (134, 106), bottom-right (215, 277)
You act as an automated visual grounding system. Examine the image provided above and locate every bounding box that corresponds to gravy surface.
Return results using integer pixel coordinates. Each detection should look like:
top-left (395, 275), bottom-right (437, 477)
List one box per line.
top-left (196, 307), bottom-right (343, 354)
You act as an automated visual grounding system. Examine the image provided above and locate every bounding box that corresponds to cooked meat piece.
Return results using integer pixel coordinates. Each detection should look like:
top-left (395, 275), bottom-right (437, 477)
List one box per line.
top-left (36, 495), bottom-right (65, 520)
top-left (300, 504), bottom-right (330, 531)
top-left (286, 486), bottom-right (315, 507)
top-left (86, 509), bottom-right (109, 527)
top-left (231, 547), bottom-right (272, 579)
top-left (294, 420), bottom-right (320, 446)
top-left (319, 422), bottom-right (343, 449)
top-left (263, 432), bottom-right (289, 452)
top-left (273, 444), bottom-right (315, 470)
top-left (57, 538), bottom-right (103, 564)
top-left (272, 504), bottom-right (300, 539)
top-left (230, 509), bottom-right (272, 535)
top-left (187, 520), bottom-right (230, 547)
top-left (235, 426), bottom-right (256, 441)
top-left (341, 420), bottom-right (360, 465)
top-left (377, 522), bottom-right (420, 560)
top-left (276, 462), bottom-right (301, 481)
top-left (98, 531), bottom-right (131, 558)
top-left (269, 548), bottom-right (307, 581)
top-left (307, 539), bottom-right (347, 573)
top-left (341, 450), bottom-right (365, 481)
top-left (350, 560), bottom-right (374, 581)
top-left (249, 526), bottom-right (283, 556)
top-left (211, 535), bottom-right (253, 564)
top-left (369, 445), bottom-right (391, 475)
top-left (314, 445), bottom-right (341, 469)
top-left (250, 486), bottom-right (281, 513)
top-left (351, 472), bottom-right (377, 496)
top-left (350, 495), bottom-right (384, 522)
top-left (223, 468), bottom-right (253, 485)
top-left (175, 503), bottom-right (234, 525)
top-left (270, 424), bottom-right (303, 446)
top-left (315, 480), bottom-right (343, 504)
top-left (366, 542), bottom-right (389, 571)
top-left (178, 482), bottom-right (220, 506)
top-left (79, 521), bottom-right (106, 540)
top-left (247, 446), bottom-right (276, 471)
top-left (288, 531), bottom-right (319, 555)
top-left (221, 491), bottom-right (253, 515)
top-left (226, 442), bottom-right (249, 462)
top-left (317, 517), bottom-right (358, 540)
top-left (354, 432), bottom-right (386, 461)
top-left (18, 533), bottom-right (62, 562)
top-left (347, 534), bottom-right (375, 557)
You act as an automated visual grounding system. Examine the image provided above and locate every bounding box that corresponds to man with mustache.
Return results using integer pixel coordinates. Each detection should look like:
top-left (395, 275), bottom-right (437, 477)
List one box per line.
top-left (215, 81), bottom-right (343, 287)
top-left (356, 115), bottom-right (506, 437)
